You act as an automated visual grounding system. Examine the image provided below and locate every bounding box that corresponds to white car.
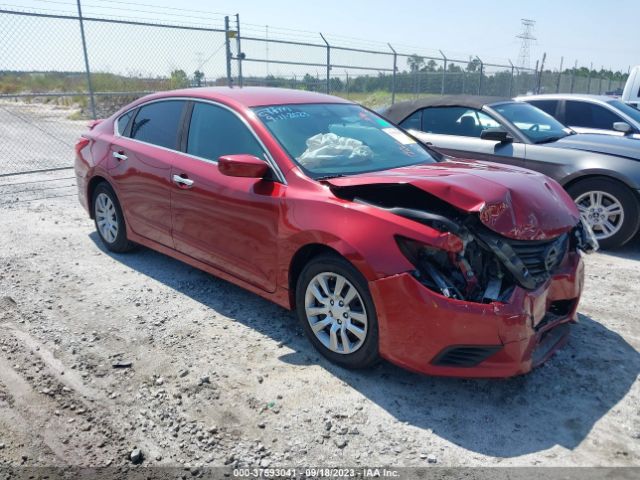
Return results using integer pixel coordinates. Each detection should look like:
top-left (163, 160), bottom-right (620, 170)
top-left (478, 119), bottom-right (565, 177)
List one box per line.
top-left (518, 94), bottom-right (640, 140)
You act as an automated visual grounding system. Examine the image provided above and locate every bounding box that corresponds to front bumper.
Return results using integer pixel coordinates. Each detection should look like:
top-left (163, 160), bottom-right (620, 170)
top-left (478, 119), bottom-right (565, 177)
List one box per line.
top-left (369, 252), bottom-right (584, 378)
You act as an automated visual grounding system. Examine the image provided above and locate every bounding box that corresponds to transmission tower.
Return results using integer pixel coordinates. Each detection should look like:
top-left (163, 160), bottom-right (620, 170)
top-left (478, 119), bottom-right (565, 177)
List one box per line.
top-left (516, 19), bottom-right (536, 70)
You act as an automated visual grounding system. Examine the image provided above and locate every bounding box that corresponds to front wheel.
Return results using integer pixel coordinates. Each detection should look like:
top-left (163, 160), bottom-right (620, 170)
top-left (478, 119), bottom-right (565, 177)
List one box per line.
top-left (295, 254), bottom-right (379, 369)
top-left (568, 177), bottom-right (640, 249)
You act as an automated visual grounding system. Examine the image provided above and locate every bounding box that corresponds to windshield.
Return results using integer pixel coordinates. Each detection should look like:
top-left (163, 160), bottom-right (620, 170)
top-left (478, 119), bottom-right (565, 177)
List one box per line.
top-left (608, 99), bottom-right (640, 124)
top-left (252, 103), bottom-right (437, 178)
top-left (492, 102), bottom-right (572, 143)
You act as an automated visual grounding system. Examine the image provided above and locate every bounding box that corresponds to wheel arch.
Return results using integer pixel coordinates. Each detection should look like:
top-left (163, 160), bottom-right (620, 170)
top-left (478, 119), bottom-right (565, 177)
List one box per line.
top-left (86, 175), bottom-right (114, 219)
top-left (287, 243), bottom-right (375, 309)
top-left (562, 172), bottom-right (640, 200)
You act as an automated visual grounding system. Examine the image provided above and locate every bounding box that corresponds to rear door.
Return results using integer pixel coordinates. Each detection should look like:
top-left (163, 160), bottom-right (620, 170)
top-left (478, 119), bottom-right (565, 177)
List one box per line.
top-left (107, 99), bottom-right (187, 247)
top-left (404, 106), bottom-right (527, 169)
top-left (170, 101), bottom-right (283, 292)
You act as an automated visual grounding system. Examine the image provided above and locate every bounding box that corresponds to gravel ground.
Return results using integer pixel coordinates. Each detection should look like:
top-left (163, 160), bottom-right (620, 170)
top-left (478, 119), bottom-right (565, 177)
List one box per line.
top-left (0, 170), bottom-right (639, 472)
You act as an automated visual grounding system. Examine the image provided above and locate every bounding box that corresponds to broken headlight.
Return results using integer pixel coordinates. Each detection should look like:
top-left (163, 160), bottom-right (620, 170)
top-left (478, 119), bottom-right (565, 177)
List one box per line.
top-left (395, 235), bottom-right (511, 303)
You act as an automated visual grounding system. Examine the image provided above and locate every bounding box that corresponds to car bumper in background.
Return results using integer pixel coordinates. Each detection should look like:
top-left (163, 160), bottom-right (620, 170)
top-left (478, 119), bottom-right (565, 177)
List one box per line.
top-left (369, 252), bottom-right (584, 378)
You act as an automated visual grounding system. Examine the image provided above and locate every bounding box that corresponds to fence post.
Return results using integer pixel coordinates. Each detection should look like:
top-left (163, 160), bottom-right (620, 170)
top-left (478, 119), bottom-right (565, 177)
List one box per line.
top-left (439, 50), bottom-right (447, 95)
top-left (537, 52), bottom-right (546, 94)
top-left (508, 60), bottom-right (515, 97)
top-left (235, 14), bottom-right (243, 87)
top-left (319, 33), bottom-right (330, 94)
top-left (76, 0), bottom-right (96, 119)
top-left (345, 70), bottom-right (350, 98)
top-left (388, 43), bottom-right (397, 104)
top-left (587, 62), bottom-right (593, 93)
top-left (476, 56), bottom-right (483, 95)
top-left (224, 16), bottom-right (233, 87)
top-left (570, 61), bottom-right (577, 93)
top-left (556, 56), bottom-right (563, 93)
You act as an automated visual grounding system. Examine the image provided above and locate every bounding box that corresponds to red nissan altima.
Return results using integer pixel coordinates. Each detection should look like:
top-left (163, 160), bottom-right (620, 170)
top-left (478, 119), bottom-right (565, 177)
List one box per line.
top-left (75, 87), bottom-right (597, 378)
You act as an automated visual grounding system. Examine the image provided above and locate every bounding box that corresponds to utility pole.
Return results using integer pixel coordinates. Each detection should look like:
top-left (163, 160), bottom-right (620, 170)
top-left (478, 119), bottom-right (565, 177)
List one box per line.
top-left (76, 0), bottom-right (96, 119)
top-left (224, 16), bottom-right (232, 87)
top-left (516, 18), bottom-right (536, 70)
top-left (235, 14), bottom-right (243, 87)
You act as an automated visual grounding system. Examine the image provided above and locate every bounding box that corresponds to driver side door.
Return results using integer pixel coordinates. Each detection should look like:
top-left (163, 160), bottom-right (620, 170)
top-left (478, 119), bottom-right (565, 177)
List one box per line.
top-left (170, 101), bottom-right (283, 293)
top-left (404, 106), bottom-right (528, 169)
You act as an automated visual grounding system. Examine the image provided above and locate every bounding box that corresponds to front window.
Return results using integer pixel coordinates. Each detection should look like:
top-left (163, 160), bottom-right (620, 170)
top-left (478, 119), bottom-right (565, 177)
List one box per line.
top-left (492, 102), bottom-right (572, 144)
top-left (607, 99), bottom-right (640, 125)
top-left (252, 103), bottom-right (437, 178)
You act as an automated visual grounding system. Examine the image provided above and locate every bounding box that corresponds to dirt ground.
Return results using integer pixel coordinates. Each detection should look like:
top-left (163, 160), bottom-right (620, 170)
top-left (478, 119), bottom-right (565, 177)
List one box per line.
top-left (0, 170), bottom-right (639, 473)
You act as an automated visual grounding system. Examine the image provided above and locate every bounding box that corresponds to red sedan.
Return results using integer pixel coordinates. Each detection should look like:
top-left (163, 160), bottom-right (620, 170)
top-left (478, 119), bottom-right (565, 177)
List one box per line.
top-left (75, 87), bottom-right (597, 378)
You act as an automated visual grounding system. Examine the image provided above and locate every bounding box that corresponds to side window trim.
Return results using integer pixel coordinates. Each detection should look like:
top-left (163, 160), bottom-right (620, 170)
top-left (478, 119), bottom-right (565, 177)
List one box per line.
top-left (178, 101), bottom-right (194, 153)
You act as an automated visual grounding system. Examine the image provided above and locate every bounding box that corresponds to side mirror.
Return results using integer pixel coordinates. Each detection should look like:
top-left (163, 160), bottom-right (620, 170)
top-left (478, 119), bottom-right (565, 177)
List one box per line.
top-left (480, 127), bottom-right (513, 143)
top-left (218, 154), bottom-right (270, 178)
top-left (613, 122), bottom-right (633, 134)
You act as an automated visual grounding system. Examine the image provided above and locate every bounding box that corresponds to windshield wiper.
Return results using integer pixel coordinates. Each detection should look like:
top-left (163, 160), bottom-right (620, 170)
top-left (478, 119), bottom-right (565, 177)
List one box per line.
top-left (315, 174), bottom-right (347, 181)
top-left (535, 135), bottom-right (566, 144)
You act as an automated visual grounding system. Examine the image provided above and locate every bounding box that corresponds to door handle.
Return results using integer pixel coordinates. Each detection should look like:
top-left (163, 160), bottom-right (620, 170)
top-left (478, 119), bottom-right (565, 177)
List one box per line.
top-left (172, 174), bottom-right (194, 188)
top-left (112, 151), bottom-right (128, 161)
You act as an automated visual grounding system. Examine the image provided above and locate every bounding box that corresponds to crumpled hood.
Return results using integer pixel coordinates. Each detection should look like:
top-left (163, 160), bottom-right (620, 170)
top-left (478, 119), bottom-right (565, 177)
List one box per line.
top-left (552, 133), bottom-right (640, 161)
top-left (327, 159), bottom-right (580, 240)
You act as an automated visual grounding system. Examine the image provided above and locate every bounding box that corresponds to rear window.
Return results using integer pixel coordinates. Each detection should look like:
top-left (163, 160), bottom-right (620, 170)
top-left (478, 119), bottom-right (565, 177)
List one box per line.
top-left (528, 99), bottom-right (559, 117)
top-left (130, 100), bottom-right (186, 149)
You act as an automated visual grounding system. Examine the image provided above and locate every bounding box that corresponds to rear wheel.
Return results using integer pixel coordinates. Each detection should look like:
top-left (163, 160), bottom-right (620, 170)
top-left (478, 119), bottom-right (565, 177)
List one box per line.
top-left (92, 182), bottom-right (135, 253)
top-left (295, 254), bottom-right (379, 369)
top-left (568, 177), bottom-right (640, 249)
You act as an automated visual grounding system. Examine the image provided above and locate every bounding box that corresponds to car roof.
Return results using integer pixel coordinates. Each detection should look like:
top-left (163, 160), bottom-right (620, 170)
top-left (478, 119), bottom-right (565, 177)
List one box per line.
top-left (383, 95), bottom-right (512, 122)
top-left (518, 93), bottom-right (617, 103)
top-left (146, 86), bottom-right (351, 108)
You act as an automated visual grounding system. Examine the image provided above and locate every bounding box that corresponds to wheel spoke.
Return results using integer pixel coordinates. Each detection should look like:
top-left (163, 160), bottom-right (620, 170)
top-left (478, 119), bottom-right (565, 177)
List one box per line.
top-left (350, 311), bottom-right (366, 323)
top-left (310, 284), bottom-right (328, 305)
top-left (317, 275), bottom-right (331, 297)
top-left (602, 220), bottom-right (616, 234)
top-left (340, 328), bottom-right (351, 354)
top-left (342, 285), bottom-right (357, 306)
top-left (334, 275), bottom-right (346, 298)
top-left (605, 204), bottom-right (622, 216)
top-left (306, 306), bottom-right (327, 317)
top-left (311, 317), bottom-right (331, 334)
top-left (329, 323), bottom-right (339, 351)
top-left (346, 322), bottom-right (366, 341)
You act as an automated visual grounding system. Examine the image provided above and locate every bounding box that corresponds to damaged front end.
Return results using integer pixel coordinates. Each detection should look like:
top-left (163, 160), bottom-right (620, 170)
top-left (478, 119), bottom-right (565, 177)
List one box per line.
top-left (336, 183), bottom-right (597, 304)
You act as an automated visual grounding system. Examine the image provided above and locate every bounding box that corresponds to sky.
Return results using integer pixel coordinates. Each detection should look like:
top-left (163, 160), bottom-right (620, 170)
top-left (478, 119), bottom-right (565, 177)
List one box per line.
top-left (2, 0), bottom-right (638, 78)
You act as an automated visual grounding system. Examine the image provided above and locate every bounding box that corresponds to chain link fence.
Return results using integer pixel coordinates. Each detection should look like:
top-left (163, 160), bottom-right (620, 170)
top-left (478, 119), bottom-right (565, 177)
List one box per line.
top-left (0, 7), bottom-right (630, 177)
top-left (0, 8), bottom-right (226, 176)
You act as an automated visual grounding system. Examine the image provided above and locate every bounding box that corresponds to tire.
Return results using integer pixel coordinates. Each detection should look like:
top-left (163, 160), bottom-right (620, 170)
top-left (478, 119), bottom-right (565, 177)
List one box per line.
top-left (567, 177), bottom-right (640, 249)
top-left (92, 182), bottom-right (135, 253)
top-left (295, 254), bottom-right (379, 369)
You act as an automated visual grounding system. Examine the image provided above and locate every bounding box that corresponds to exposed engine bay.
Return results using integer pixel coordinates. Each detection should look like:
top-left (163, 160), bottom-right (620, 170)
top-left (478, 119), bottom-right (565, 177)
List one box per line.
top-left (332, 183), bottom-right (598, 304)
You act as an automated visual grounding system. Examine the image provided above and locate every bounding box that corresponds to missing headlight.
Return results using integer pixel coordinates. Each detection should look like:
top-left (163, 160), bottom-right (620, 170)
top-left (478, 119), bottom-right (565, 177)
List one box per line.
top-left (396, 236), bottom-right (513, 303)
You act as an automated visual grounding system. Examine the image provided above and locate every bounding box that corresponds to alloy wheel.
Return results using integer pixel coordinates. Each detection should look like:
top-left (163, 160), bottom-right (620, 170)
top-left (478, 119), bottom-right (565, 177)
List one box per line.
top-left (304, 272), bottom-right (368, 355)
top-left (575, 190), bottom-right (624, 240)
top-left (95, 192), bottom-right (119, 243)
